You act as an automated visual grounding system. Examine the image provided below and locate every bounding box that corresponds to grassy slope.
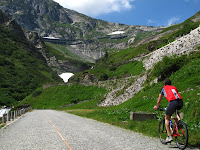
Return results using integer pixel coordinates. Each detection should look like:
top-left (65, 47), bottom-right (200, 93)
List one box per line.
top-left (20, 51), bottom-right (200, 147)
top-left (19, 11), bottom-right (200, 147)
top-left (0, 19), bottom-right (62, 106)
top-left (44, 42), bottom-right (93, 71)
top-left (45, 42), bottom-right (88, 62)
top-left (64, 51), bottom-right (200, 147)
top-left (19, 84), bottom-right (107, 109)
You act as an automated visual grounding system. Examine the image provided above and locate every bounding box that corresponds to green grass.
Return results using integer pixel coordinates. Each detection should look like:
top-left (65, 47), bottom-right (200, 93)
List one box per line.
top-left (45, 42), bottom-right (87, 62)
top-left (133, 31), bottom-right (155, 43)
top-left (12, 11), bottom-right (200, 148)
top-left (0, 22), bottom-right (62, 106)
top-left (62, 52), bottom-right (200, 147)
top-left (0, 117), bottom-right (5, 129)
top-left (88, 61), bottom-right (144, 80)
top-left (71, 59), bottom-right (145, 82)
top-left (19, 84), bottom-right (107, 109)
top-left (106, 46), bottom-right (148, 64)
top-left (0, 123), bottom-right (5, 129)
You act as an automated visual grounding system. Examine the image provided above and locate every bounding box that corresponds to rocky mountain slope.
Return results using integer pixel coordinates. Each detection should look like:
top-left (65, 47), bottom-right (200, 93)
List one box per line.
top-left (0, 0), bottom-right (163, 60)
top-left (70, 11), bottom-right (200, 107)
top-left (99, 26), bottom-right (200, 107)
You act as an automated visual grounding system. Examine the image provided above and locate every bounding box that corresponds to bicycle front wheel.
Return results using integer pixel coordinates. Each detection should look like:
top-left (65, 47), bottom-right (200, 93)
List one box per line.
top-left (158, 119), bottom-right (167, 144)
top-left (175, 121), bottom-right (188, 150)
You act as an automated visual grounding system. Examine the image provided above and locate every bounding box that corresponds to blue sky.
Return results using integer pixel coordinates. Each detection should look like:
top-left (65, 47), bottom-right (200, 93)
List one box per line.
top-left (53, 0), bottom-right (200, 27)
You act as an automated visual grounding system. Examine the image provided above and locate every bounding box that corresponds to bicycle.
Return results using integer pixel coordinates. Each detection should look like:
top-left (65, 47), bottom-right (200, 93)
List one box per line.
top-left (158, 108), bottom-right (188, 150)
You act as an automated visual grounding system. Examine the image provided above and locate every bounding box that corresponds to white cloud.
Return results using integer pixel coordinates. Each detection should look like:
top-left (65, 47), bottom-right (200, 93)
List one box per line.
top-left (147, 19), bottom-right (161, 26)
top-left (147, 19), bottom-right (155, 24)
top-left (53, 0), bottom-right (134, 17)
top-left (167, 17), bottom-right (180, 26)
top-left (184, 0), bottom-right (200, 3)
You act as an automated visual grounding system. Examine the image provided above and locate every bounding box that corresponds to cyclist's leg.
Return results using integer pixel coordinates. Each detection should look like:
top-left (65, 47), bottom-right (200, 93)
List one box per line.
top-left (165, 114), bottom-right (171, 137)
top-left (176, 99), bottom-right (183, 121)
top-left (176, 110), bottom-right (181, 121)
top-left (165, 101), bottom-right (177, 141)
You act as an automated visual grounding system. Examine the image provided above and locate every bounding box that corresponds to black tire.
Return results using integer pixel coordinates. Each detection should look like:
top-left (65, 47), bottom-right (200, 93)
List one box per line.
top-left (158, 119), bottom-right (167, 144)
top-left (175, 121), bottom-right (188, 149)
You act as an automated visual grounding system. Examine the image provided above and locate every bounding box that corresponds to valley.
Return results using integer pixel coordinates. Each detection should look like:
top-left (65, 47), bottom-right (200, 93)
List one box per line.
top-left (0, 1), bottom-right (199, 148)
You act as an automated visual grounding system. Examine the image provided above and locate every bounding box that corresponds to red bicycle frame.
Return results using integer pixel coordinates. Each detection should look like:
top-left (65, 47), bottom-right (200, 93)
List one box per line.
top-left (170, 116), bottom-right (185, 138)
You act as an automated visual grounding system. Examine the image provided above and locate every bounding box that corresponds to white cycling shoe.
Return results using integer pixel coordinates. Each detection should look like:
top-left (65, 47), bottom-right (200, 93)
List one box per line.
top-left (166, 136), bottom-right (173, 143)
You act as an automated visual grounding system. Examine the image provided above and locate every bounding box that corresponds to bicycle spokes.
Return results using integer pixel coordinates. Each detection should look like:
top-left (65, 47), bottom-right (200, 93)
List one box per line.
top-left (159, 119), bottom-right (167, 144)
top-left (175, 121), bottom-right (188, 149)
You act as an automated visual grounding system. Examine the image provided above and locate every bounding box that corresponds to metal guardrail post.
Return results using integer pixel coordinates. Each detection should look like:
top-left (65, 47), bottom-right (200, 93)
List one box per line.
top-left (2, 114), bottom-right (6, 123)
top-left (14, 111), bottom-right (16, 119)
top-left (0, 107), bottom-right (32, 125)
top-left (10, 111), bottom-right (13, 120)
top-left (7, 111), bottom-right (10, 122)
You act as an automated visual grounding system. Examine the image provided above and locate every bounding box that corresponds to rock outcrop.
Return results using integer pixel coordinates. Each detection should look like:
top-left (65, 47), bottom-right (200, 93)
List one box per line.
top-left (99, 74), bottom-right (147, 107)
top-left (142, 26), bottom-right (200, 70)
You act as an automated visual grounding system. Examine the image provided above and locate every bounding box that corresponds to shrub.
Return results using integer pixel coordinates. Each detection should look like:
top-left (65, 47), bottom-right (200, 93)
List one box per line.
top-left (100, 74), bottom-right (109, 81)
top-left (0, 90), bottom-right (15, 106)
top-left (32, 90), bottom-right (42, 97)
top-left (152, 55), bottom-right (187, 80)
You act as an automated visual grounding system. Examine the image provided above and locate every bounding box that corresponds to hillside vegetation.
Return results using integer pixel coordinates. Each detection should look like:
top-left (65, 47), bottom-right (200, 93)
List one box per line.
top-left (45, 42), bottom-right (88, 62)
top-left (0, 12), bottom-right (62, 106)
top-left (19, 84), bottom-right (107, 109)
top-left (71, 11), bottom-right (200, 82)
top-left (19, 11), bottom-right (200, 147)
top-left (43, 42), bottom-right (93, 73)
top-left (20, 51), bottom-right (200, 147)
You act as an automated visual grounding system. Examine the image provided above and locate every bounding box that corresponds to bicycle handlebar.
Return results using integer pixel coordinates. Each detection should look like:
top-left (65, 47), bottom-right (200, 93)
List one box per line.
top-left (154, 107), bottom-right (166, 111)
top-left (159, 108), bottom-right (166, 111)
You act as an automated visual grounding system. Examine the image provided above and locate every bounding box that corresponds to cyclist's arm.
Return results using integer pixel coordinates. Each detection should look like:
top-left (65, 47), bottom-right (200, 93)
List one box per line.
top-left (155, 94), bottom-right (163, 109)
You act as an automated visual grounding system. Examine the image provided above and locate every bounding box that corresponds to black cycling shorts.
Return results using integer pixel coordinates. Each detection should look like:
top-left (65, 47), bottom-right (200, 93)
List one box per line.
top-left (166, 99), bottom-right (183, 116)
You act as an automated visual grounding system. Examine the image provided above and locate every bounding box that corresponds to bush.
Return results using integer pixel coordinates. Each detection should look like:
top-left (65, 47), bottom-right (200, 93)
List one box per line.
top-left (32, 90), bottom-right (42, 97)
top-left (100, 74), bottom-right (109, 81)
top-left (0, 90), bottom-right (15, 106)
top-left (109, 66), bottom-right (117, 71)
top-left (152, 55), bottom-right (187, 80)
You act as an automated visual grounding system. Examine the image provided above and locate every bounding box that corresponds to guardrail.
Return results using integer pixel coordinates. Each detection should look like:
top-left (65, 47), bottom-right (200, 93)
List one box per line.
top-left (0, 107), bottom-right (32, 124)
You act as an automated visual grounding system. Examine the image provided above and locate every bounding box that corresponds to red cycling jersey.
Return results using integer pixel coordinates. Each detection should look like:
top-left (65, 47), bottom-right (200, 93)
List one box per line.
top-left (161, 85), bottom-right (182, 102)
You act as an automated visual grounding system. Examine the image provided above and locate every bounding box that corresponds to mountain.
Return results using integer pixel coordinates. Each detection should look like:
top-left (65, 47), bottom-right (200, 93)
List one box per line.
top-left (0, 11), bottom-right (63, 106)
top-left (17, 12), bottom-right (200, 147)
top-left (69, 11), bottom-right (200, 106)
top-left (0, 0), bottom-right (163, 60)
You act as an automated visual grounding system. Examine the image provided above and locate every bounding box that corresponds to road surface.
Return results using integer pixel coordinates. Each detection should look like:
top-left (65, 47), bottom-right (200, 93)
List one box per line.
top-left (0, 109), bottom-right (184, 150)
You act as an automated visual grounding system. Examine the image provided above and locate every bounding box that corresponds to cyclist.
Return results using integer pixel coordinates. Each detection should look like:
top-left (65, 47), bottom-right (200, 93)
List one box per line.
top-left (154, 78), bottom-right (183, 143)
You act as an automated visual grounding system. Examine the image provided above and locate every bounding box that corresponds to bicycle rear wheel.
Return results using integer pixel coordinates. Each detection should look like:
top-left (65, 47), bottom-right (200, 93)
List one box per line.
top-left (158, 119), bottom-right (167, 144)
top-left (175, 121), bottom-right (188, 149)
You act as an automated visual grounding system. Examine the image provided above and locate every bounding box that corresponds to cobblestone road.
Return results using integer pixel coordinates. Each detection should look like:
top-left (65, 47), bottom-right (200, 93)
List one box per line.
top-left (0, 110), bottom-right (193, 150)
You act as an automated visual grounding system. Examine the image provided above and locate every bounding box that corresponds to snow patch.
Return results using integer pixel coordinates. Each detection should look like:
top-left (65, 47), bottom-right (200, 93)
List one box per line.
top-left (43, 37), bottom-right (60, 40)
top-left (108, 31), bottom-right (125, 35)
top-left (59, 73), bottom-right (74, 82)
